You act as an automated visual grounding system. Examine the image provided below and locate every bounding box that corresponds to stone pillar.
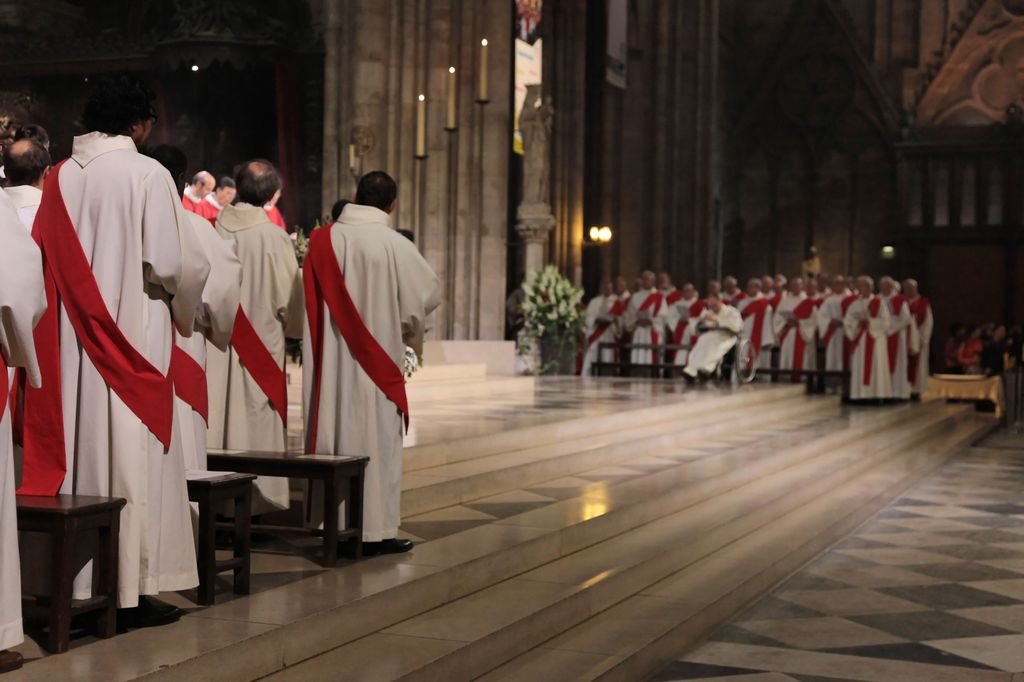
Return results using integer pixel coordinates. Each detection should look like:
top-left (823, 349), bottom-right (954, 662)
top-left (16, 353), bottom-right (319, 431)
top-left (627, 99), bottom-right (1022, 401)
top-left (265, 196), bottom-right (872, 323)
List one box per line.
top-left (516, 204), bottom-right (555, 275)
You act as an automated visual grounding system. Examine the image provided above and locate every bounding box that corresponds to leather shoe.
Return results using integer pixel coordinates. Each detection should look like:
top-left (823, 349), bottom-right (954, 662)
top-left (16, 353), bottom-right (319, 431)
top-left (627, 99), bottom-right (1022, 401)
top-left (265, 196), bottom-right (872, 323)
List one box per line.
top-left (0, 651), bottom-right (23, 673)
top-left (362, 538), bottom-right (414, 556)
top-left (117, 596), bottom-right (183, 631)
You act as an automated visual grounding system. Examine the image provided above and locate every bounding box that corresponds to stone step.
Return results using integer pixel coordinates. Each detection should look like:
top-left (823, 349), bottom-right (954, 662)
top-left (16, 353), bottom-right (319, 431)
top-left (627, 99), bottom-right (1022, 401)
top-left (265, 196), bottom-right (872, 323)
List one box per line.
top-left (402, 384), bottom-right (807, 472)
top-left (400, 392), bottom-right (838, 517)
top-left (407, 375), bottom-right (536, 404)
top-left (261, 403), bottom-right (977, 681)
top-left (407, 363), bottom-right (488, 384)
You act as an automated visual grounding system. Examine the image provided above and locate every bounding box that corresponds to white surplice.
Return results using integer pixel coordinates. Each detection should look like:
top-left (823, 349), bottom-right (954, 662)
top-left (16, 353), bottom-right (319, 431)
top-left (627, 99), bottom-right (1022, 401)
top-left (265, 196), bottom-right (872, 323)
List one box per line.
top-left (52, 133), bottom-right (207, 606)
top-left (206, 203), bottom-right (303, 513)
top-left (844, 295), bottom-right (892, 401)
top-left (884, 294), bottom-right (918, 401)
top-left (774, 293), bottom-right (817, 374)
top-left (908, 296), bottom-right (934, 396)
top-left (684, 305), bottom-right (743, 377)
top-left (175, 212), bottom-right (241, 472)
top-left (3, 184), bottom-right (41, 233)
top-left (624, 289), bottom-right (668, 365)
top-left (581, 293), bottom-right (617, 377)
top-left (303, 204), bottom-right (441, 541)
top-left (0, 189), bottom-right (45, 650)
top-left (817, 291), bottom-right (850, 372)
top-left (737, 294), bottom-right (775, 365)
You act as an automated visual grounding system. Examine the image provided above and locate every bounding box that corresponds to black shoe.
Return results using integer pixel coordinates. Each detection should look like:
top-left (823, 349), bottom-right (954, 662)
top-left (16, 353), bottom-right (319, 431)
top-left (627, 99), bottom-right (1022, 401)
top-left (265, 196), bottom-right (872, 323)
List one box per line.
top-left (117, 596), bottom-right (183, 631)
top-left (362, 538), bottom-right (414, 556)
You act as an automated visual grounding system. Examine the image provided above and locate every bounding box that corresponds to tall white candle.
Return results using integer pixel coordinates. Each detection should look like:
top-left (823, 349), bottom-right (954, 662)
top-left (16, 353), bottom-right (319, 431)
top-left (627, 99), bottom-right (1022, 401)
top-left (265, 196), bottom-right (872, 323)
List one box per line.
top-left (348, 143), bottom-right (356, 170)
top-left (416, 94), bottom-right (427, 157)
top-left (446, 66), bottom-right (457, 130)
top-left (479, 39), bottom-right (489, 102)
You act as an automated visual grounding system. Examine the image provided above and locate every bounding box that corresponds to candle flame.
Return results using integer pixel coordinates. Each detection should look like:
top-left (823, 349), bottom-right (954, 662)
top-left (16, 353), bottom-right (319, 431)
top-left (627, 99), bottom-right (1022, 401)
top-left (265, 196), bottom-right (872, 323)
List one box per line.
top-left (418, 94), bottom-right (425, 102)
top-left (449, 66), bottom-right (456, 74)
top-left (481, 38), bottom-right (488, 46)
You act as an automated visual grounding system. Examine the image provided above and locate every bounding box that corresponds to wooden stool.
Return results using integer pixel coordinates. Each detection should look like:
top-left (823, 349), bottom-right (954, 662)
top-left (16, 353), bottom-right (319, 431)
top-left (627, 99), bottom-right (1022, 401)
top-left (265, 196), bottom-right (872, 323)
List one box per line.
top-left (187, 473), bottom-right (256, 605)
top-left (16, 494), bottom-right (126, 654)
top-left (206, 450), bottom-right (368, 567)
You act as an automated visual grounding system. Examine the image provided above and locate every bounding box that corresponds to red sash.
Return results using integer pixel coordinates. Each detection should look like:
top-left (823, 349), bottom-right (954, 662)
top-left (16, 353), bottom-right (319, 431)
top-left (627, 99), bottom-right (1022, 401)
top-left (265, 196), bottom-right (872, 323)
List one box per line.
top-left (665, 290), bottom-right (683, 305)
top-left (730, 291), bottom-right (747, 306)
top-left (638, 292), bottom-right (664, 346)
top-left (231, 307), bottom-right (287, 425)
top-left (0, 355), bottom-right (7, 420)
top-left (304, 226), bottom-right (409, 451)
top-left (907, 297), bottom-right (930, 385)
top-left (740, 298), bottom-right (769, 357)
top-left (21, 160), bottom-right (173, 495)
top-left (170, 344), bottom-right (209, 423)
top-left (684, 300), bottom-right (708, 346)
top-left (790, 299), bottom-right (817, 374)
top-left (850, 297), bottom-right (882, 386)
top-left (586, 297), bottom-right (625, 349)
top-left (886, 295), bottom-right (907, 373)
top-left (767, 293), bottom-right (782, 311)
top-left (840, 294), bottom-right (859, 369)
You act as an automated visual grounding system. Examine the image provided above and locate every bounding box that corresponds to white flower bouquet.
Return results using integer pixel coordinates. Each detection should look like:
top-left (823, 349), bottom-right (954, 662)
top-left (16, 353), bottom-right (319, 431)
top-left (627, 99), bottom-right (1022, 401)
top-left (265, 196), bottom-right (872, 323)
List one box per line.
top-left (519, 265), bottom-right (585, 373)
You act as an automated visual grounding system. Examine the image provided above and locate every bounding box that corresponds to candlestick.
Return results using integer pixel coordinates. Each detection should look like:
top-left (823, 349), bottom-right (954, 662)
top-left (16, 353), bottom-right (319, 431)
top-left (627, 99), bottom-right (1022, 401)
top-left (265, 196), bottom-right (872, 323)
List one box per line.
top-left (446, 66), bottom-right (457, 131)
top-left (478, 39), bottom-right (489, 103)
top-left (348, 143), bottom-right (356, 171)
top-left (415, 94), bottom-right (427, 159)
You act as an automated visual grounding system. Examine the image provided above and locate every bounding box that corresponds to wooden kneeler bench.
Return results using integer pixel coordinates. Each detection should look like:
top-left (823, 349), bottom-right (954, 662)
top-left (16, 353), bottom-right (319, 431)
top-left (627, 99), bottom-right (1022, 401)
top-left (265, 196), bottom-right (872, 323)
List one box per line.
top-left (187, 472), bottom-right (257, 605)
top-left (16, 494), bottom-right (126, 653)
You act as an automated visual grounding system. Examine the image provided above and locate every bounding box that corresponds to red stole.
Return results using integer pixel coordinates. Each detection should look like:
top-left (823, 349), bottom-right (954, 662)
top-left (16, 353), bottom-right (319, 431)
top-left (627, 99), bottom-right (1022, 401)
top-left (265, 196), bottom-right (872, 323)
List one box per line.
top-left (839, 294), bottom-right (859, 368)
top-left (586, 297), bottom-right (622, 349)
top-left (907, 297), bottom-right (930, 385)
top-left (729, 291), bottom-right (747, 306)
top-left (886, 295), bottom-right (907, 374)
top-left (850, 297), bottom-right (882, 386)
top-left (637, 291), bottom-right (665, 346)
top-left (740, 298), bottom-right (769, 358)
top-left (170, 344), bottom-right (209, 423)
top-left (20, 160), bottom-right (174, 495)
top-left (231, 307), bottom-right (287, 425)
top-left (303, 226), bottom-right (409, 451)
top-left (680, 299), bottom-right (707, 346)
top-left (767, 293), bottom-right (783, 311)
top-left (789, 299), bottom-right (817, 373)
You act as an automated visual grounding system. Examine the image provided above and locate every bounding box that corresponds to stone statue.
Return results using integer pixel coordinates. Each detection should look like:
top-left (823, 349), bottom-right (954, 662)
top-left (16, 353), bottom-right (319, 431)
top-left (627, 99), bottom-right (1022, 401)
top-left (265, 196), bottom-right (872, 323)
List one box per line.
top-left (519, 84), bottom-right (554, 207)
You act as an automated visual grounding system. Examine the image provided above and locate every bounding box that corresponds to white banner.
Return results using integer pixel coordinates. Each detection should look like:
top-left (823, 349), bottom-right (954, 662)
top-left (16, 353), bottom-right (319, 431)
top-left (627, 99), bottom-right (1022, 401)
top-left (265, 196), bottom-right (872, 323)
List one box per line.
top-left (606, 0), bottom-right (627, 89)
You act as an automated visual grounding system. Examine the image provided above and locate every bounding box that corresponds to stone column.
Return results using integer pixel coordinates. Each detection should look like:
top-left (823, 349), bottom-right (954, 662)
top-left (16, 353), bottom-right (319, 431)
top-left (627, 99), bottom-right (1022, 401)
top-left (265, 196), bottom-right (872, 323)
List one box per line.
top-left (516, 205), bottom-right (555, 275)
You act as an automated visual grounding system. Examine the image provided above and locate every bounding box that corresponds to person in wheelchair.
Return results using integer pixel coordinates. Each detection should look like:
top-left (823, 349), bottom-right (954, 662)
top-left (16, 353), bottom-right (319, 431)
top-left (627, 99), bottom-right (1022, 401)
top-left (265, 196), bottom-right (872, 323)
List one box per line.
top-left (683, 293), bottom-right (744, 380)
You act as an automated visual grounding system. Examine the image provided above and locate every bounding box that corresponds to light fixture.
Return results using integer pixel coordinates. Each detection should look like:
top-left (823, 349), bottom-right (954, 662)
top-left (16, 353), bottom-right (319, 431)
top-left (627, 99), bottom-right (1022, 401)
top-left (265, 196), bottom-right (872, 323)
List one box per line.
top-left (881, 245), bottom-right (896, 259)
top-left (589, 226), bottom-right (600, 241)
top-left (190, 63), bottom-right (199, 72)
top-left (589, 225), bottom-right (613, 243)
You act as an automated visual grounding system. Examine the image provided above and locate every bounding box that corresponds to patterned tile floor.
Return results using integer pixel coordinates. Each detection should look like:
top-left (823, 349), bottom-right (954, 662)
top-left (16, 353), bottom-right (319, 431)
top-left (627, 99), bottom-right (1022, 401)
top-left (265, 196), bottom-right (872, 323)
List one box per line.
top-left (650, 429), bottom-right (1024, 681)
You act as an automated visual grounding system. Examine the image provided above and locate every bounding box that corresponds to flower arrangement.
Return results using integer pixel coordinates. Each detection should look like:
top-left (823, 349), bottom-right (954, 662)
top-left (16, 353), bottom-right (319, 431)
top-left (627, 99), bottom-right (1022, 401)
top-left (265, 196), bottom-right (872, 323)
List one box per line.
top-left (403, 345), bottom-right (422, 379)
top-left (519, 265), bottom-right (585, 373)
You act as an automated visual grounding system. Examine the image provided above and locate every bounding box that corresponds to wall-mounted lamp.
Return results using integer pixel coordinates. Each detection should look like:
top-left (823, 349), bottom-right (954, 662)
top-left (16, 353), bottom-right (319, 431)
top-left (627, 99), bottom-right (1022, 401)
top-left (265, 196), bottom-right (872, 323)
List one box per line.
top-left (589, 225), bottom-right (613, 243)
top-left (881, 245), bottom-right (896, 259)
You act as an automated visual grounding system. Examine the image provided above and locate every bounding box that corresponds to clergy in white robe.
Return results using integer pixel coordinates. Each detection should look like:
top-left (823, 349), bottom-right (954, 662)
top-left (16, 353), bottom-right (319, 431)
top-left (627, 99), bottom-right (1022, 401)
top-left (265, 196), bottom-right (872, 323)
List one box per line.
top-left (844, 276), bottom-right (893, 401)
top-left (668, 283), bottom-right (700, 367)
top-left (722, 276), bottom-right (746, 307)
top-left (207, 161), bottom-right (303, 513)
top-left (774, 278), bottom-right (818, 379)
top-left (624, 271), bottom-right (668, 366)
top-left (657, 272), bottom-right (683, 349)
top-left (904, 278), bottom-right (933, 398)
top-left (683, 295), bottom-right (744, 378)
top-left (737, 279), bottom-right (774, 366)
top-left (880, 276), bottom-right (917, 401)
top-left (0, 189), bottom-right (45, 669)
top-left (304, 172), bottom-right (441, 552)
top-left (818, 275), bottom-right (852, 374)
top-left (581, 280), bottom-right (620, 376)
top-left (19, 86), bottom-right (210, 614)
top-left (2, 138), bottom-right (50, 232)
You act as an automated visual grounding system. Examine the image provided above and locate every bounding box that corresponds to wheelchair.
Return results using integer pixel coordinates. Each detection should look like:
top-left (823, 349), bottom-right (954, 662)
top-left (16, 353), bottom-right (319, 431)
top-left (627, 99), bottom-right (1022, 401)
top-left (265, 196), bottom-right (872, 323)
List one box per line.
top-left (695, 324), bottom-right (758, 385)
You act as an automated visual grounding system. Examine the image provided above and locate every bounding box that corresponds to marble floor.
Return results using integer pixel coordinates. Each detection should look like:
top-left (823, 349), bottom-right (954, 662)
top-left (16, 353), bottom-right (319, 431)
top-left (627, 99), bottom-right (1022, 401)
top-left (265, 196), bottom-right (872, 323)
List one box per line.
top-left (650, 429), bottom-right (1024, 681)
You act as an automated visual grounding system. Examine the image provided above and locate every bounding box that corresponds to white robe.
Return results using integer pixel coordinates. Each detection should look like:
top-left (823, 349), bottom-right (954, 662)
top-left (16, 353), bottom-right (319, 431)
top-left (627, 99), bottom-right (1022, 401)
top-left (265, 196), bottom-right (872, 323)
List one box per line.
top-left (581, 294), bottom-right (617, 376)
top-left (844, 295), bottom-right (893, 400)
top-left (908, 297), bottom-right (933, 396)
top-left (884, 294), bottom-right (917, 401)
top-left (3, 184), bottom-right (41, 233)
top-left (670, 296), bottom-right (700, 367)
top-left (52, 133), bottom-right (208, 607)
top-left (206, 203), bottom-right (303, 513)
top-left (684, 305), bottom-right (743, 377)
top-left (737, 294), bottom-right (775, 364)
top-left (0, 190), bottom-right (46, 650)
top-left (774, 293), bottom-right (817, 375)
top-left (624, 289), bottom-right (669, 365)
top-left (303, 204), bottom-right (441, 541)
top-left (817, 291), bottom-right (850, 371)
top-left (175, 212), bottom-right (241, 472)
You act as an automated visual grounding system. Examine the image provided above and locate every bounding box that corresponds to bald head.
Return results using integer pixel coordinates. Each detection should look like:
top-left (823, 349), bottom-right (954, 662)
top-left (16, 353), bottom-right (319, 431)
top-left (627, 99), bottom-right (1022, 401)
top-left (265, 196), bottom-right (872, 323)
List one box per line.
top-left (190, 170), bottom-right (215, 198)
top-left (3, 138), bottom-right (51, 188)
top-left (235, 159), bottom-right (281, 206)
top-left (903, 278), bottom-right (919, 298)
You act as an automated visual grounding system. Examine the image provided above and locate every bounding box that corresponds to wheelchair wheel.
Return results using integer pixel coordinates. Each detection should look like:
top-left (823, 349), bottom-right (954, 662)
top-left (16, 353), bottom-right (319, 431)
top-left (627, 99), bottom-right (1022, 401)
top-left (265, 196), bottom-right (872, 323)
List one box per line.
top-left (733, 338), bottom-right (757, 384)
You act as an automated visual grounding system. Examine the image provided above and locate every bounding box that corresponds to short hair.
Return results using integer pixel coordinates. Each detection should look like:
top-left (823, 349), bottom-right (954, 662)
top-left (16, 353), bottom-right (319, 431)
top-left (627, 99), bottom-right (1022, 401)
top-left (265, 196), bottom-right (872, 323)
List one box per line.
top-left (355, 171), bottom-right (398, 211)
top-left (14, 124), bottom-right (49, 151)
top-left (215, 176), bottom-right (235, 190)
top-left (81, 76), bottom-right (156, 136)
top-left (145, 144), bottom-right (188, 185)
top-left (331, 199), bottom-right (350, 221)
top-left (3, 139), bottom-right (51, 186)
top-left (235, 159), bottom-right (281, 206)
